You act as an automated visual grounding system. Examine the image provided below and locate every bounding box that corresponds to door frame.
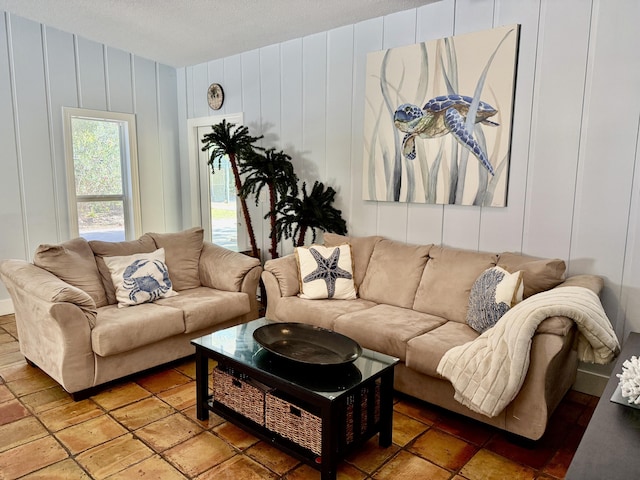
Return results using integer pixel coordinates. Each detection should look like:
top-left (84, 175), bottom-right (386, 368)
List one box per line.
top-left (186, 112), bottom-right (245, 246)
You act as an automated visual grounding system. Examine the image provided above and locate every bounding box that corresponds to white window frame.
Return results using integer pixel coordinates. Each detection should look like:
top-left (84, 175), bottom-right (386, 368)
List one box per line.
top-left (62, 107), bottom-right (142, 240)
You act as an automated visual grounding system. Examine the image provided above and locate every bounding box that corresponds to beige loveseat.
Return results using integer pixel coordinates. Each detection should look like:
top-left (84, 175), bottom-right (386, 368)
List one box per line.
top-left (262, 233), bottom-right (604, 440)
top-left (0, 228), bottom-right (262, 399)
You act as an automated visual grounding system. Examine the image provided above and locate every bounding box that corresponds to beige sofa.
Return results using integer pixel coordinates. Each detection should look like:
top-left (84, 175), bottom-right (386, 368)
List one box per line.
top-left (262, 233), bottom-right (604, 440)
top-left (0, 228), bottom-right (262, 399)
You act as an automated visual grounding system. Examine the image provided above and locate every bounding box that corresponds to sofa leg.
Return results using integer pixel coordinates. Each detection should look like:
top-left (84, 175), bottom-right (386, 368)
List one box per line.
top-left (69, 388), bottom-right (97, 402)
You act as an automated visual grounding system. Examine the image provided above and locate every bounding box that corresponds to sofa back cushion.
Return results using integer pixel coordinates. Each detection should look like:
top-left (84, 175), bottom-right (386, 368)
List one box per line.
top-left (412, 246), bottom-right (497, 323)
top-left (359, 239), bottom-right (431, 308)
top-left (148, 227), bottom-right (204, 291)
top-left (497, 252), bottom-right (566, 298)
top-left (33, 237), bottom-right (108, 307)
top-left (323, 233), bottom-right (382, 288)
top-left (90, 234), bottom-right (157, 305)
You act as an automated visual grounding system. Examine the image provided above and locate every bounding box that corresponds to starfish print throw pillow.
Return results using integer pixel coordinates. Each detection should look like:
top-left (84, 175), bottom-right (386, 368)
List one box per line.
top-left (295, 244), bottom-right (357, 300)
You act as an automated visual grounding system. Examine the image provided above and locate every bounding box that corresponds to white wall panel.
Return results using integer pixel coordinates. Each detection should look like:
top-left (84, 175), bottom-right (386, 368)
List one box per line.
top-left (0, 13), bottom-right (25, 262)
top-left (76, 37), bottom-right (106, 110)
top-left (569, 1), bottom-right (640, 337)
top-left (281, 39), bottom-right (304, 176)
top-left (300, 34), bottom-right (326, 187)
top-left (326, 26), bottom-right (354, 219)
top-left (43, 26), bottom-right (77, 241)
top-left (239, 49), bottom-right (266, 256)
top-left (479, 1), bottom-right (540, 253)
top-left (522, 0), bottom-right (591, 259)
top-left (158, 64), bottom-right (181, 232)
top-left (10, 15), bottom-right (57, 253)
top-left (106, 47), bottom-right (133, 113)
top-left (191, 62), bottom-right (209, 118)
top-left (223, 55), bottom-right (242, 115)
top-left (349, 17), bottom-right (383, 236)
top-left (241, 49), bottom-right (261, 132)
top-left (134, 56), bottom-right (163, 233)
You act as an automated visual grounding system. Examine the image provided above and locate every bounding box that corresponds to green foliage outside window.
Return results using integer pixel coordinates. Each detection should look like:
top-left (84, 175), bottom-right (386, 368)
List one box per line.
top-left (71, 118), bottom-right (123, 196)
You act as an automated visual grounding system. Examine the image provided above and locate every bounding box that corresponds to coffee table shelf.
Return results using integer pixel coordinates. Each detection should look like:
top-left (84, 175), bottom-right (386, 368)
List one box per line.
top-left (191, 318), bottom-right (399, 480)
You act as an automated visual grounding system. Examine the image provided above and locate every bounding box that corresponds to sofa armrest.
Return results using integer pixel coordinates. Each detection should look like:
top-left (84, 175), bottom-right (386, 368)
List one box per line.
top-left (534, 275), bottom-right (604, 336)
top-left (263, 254), bottom-right (299, 297)
top-left (555, 274), bottom-right (604, 295)
top-left (0, 259), bottom-right (96, 311)
top-left (199, 242), bottom-right (262, 292)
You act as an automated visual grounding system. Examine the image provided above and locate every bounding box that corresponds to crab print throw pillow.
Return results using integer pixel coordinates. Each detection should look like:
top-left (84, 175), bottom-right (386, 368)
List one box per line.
top-left (104, 248), bottom-right (178, 307)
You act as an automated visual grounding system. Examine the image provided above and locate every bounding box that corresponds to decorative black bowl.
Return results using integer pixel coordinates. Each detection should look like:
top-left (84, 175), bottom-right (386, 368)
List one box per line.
top-left (252, 322), bottom-right (362, 366)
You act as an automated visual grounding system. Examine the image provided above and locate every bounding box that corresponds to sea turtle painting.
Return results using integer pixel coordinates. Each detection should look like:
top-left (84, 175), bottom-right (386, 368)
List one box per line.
top-left (393, 94), bottom-right (499, 175)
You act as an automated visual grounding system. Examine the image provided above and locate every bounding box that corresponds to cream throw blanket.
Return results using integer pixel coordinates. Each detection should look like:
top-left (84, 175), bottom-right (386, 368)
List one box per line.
top-left (436, 286), bottom-right (620, 417)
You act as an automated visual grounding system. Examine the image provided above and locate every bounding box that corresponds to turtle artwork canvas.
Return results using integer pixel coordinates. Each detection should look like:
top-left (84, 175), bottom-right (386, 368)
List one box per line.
top-left (363, 24), bottom-right (520, 206)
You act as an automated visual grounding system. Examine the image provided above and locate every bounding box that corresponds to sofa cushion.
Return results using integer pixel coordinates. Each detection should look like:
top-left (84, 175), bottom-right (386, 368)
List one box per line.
top-left (148, 227), bottom-right (204, 291)
top-left (272, 297), bottom-right (377, 330)
top-left (33, 237), bottom-right (108, 307)
top-left (89, 234), bottom-right (156, 305)
top-left (413, 247), bottom-right (497, 323)
top-left (406, 322), bottom-right (479, 377)
top-left (333, 304), bottom-right (447, 361)
top-left (497, 252), bottom-right (566, 298)
top-left (295, 244), bottom-right (356, 299)
top-left (103, 248), bottom-right (178, 307)
top-left (359, 239), bottom-right (431, 308)
top-left (92, 303), bottom-right (185, 356)
top-left (466, 266), bottom-right (523, 333)
top-left (323, 233), bottom-right (382, 288)
top-left (154, 287), bottom-right (251, 333)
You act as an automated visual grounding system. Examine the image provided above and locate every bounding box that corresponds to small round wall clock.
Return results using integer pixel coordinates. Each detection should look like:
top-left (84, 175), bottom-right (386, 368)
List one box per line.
top-left (207, 83), bottom-right (224, 110)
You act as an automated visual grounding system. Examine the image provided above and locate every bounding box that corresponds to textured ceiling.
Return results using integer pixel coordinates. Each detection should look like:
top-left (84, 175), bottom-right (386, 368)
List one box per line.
top-left (0, 0), bottom-right (438, 67)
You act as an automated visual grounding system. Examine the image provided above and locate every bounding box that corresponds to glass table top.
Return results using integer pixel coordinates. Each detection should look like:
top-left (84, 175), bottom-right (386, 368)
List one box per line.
top-left (192, 318), bottom-right (399, 400)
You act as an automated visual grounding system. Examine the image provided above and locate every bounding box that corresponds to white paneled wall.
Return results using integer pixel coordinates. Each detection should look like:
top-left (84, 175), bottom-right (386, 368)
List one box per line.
top-left (180, 0), bottom-right (640, 352)
top-left (0, 12), bottom-right (181, 313)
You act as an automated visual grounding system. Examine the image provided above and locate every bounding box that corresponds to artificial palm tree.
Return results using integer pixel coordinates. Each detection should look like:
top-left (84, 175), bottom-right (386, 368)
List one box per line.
top-left (239, 148), bottom-right (298, 259)
top-left (200, 119), bottom-right (263, 258)
top-left (275, 180), bottom-right (348, 247)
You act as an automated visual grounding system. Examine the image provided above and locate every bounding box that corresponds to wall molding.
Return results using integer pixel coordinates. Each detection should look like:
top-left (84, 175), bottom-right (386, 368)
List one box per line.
top-left (0, 298), bottom-right (14, 316)
top-left (573, 368), bottom-right (610, 397)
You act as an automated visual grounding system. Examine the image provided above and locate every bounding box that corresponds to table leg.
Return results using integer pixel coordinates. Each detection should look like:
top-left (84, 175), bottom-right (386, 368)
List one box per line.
top-left (320, 401), bottom-right (339, 480)
top-left (195, 348), bottom-right (209, 421)
top-left (378, 370), bottom-right (394, 447)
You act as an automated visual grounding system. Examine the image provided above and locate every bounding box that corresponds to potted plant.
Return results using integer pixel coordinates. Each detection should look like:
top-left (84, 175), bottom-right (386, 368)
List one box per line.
top-left (200, 120), bottom-right (262, 258)
top-left (274, 180), bottom-right (348, 247)
top-left (239, 148), bottom-right (298, 259)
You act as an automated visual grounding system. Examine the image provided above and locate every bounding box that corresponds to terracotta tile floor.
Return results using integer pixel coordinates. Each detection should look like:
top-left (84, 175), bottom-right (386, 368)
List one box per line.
top-left (0, 314), bottom-right (597, 479)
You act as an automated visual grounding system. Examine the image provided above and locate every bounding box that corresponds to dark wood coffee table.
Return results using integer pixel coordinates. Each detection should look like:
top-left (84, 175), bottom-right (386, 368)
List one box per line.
top-left (566, 332), bottom-right (640, 479)
top-left (191, 318), bottom-right (399, 480)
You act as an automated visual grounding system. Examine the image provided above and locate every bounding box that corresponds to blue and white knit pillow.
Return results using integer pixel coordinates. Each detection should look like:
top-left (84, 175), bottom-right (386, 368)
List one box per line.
top-left (104, 248), bottom-right (178, 308)
top-left (466, 266), bottom-right (523, 333)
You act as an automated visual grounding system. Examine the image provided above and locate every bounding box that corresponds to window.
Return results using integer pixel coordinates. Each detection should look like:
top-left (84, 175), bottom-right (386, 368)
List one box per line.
top-left (63, 108), bottom-right (141, 242)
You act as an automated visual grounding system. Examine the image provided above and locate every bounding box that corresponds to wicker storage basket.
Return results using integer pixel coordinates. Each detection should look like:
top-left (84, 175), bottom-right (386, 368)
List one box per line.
top-left (266, 381), bottom-right (381, 455)
top-left (266, 392), bottom-right (323, 455)
top-left (213, 366), bottom-right (270, 425)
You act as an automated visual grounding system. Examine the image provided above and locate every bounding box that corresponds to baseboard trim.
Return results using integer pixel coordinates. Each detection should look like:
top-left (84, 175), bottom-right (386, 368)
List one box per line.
top-left (0, 298), bottom-right (14, 316)
top-left (572, 368), bottom-right (611, 397)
